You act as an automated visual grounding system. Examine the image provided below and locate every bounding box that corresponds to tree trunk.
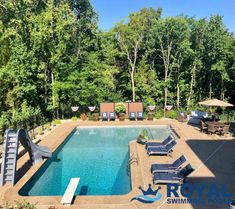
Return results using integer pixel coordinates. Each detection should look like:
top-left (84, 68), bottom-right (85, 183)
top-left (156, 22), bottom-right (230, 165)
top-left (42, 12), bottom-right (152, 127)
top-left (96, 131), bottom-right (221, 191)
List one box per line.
top-left (56, 108), bottom-right (59, 119)
top-left (131, 67), bottom-right (135, 102)
top-left (187, 62), bottom-right (196, 110)
top-left (116, 33), bottom-right (142, 104)
top-left (164, 68), bottom-right (168, 118)
top-left (221, 77), bottom-right (224, 100)
top-left (209, 76), bottom-right (212, 99)
top-left (44, 66), bottom-right (48, 104)
top-left (51, 72), bottom-right (55, 107)
top-left (159, 41), bottom-right (172, 118)
top-left (164, 87), bottom-right (168, 117)
top-left (176, 83), bottom-right (180, 109)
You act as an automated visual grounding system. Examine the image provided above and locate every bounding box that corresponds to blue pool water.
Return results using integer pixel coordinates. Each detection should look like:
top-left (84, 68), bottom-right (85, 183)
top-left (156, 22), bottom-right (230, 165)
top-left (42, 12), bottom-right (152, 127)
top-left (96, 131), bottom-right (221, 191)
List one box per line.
top-left (19, 125), bottom-right (174, 196)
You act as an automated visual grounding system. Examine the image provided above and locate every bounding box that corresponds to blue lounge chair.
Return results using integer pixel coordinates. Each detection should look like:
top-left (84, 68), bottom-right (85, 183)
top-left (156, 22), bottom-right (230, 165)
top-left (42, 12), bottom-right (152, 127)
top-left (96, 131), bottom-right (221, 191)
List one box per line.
top-left (137, 112), bottom-right (144, 120)
top-left (129, 112), bottom-right (136, 120)
top-left (147, 140), bottom-right (177, 156)
top-left (153, 164), bottom-right (194, 184)
top-left (102, 112), bottom-right (108, 121)
top-left (145, 135), bottom-right (174, 149)
top-left (151, 155), bottom-right (187, 173)
top-left (110, 112), bottom-right (115, 121)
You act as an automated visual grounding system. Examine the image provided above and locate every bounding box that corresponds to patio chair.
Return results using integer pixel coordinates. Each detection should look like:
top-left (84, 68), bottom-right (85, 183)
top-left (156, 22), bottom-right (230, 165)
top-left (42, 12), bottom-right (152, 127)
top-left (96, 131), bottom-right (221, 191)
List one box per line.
top-left (137, 112), bottom-right (144, 120)
top-left (153, 164), bottom-right (194, 185)
top-left (147, 140), bottom-right (177, 156)
top-left (102, 112), bottom-right (108, 121)
top-left (151, 155), bottom-right (187, 174)
top-left (129, 112), bottom-right (136, 120)
top-left (207, 123), bottom-right (216, 134)
top-left (200, 120), bottom-right (208, 133)
top-left (109, 112), bottom-right (115, 121)
top-left (145, 135), bottom-right (174, 149)
top-left (178, 112), bottom-right (187, 122)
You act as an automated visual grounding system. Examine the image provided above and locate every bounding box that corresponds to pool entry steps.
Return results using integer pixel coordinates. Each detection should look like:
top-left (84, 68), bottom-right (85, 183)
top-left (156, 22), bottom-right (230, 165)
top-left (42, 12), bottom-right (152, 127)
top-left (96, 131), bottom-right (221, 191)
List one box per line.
top-left (0, 129), bottom-right (52, 186)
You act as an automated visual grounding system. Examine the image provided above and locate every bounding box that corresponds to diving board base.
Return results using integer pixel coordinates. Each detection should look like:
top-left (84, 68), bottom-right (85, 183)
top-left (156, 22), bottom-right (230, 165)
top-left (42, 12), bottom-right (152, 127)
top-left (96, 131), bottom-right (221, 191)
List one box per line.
top-left (61, 178), bottom-right (80, 206)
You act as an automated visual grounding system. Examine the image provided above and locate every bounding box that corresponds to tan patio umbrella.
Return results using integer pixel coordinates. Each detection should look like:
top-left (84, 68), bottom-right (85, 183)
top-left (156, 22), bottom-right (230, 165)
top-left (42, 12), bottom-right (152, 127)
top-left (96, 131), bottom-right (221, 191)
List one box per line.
top-left (199, 98), bottom-right (233, 107)
top-left (199, 98), bottom-right (233, 121)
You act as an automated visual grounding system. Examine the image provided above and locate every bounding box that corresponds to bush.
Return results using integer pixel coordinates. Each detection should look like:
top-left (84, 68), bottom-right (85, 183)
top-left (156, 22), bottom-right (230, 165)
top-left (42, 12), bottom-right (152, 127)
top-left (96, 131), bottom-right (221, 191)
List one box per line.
top-left (3, 200), bottom-right (37, 209)
top-left (155, 109), bottom-right (163, 119)
top-left (46, 123), bottom-right (51, 131)
top-left (52, 119), bottom-right (61, 126)
top-left (165, 110), bottom-right (178, 119)
top-left (71, 116), bottom-right (78, 121)
top-left (187, 105), bottom-right (207, 113)
top-left (0, 112), bottom-right (10, 144)
top-left (36, 126), bottom-right (44, 135)
top-left (115, 102), bottom-right (126, 114)
top-left (86, 112), bottom-right (93, 120)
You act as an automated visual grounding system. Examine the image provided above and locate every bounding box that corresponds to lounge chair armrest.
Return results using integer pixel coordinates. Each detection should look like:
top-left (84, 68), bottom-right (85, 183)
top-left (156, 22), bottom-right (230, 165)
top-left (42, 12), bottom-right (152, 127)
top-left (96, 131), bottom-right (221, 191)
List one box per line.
top-left (168, 166), bottom-right (178, 169)
top-left (172, 177), bottom-right (183, 180)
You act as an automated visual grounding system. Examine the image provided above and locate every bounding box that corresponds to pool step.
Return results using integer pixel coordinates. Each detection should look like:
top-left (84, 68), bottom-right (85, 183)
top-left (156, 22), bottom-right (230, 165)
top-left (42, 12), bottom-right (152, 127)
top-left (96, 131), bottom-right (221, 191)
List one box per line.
top-left (129, 152), bottom-right (139, 165)
top-left (61, 178), bottom-right (80, 206)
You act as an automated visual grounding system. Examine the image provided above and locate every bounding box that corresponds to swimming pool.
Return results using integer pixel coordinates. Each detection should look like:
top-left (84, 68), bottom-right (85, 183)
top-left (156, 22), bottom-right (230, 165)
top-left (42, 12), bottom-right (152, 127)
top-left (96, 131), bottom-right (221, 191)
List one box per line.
top-left (19, 125), bottom-right (175, 196)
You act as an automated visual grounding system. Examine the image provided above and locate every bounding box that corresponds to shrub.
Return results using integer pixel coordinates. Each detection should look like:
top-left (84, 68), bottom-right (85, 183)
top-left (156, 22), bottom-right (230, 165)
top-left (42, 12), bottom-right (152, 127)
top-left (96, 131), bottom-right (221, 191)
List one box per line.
top-left (71, 116), bottom-right (78, 121)
top-left (115, 102), bottom-right (126, 114)
top-left (0, 112), bottom-right (10, 144)
top-left (165, 110), bottom-right (178, 119)
top-left (3, 200), bottom-right (37, 209)
top-left (15, 200), bottom-right (37, 209)
top-left (36, 126), bottom-right (44, 135)
top-left (187, 105), bottom-right (207, 113)
top-left (80, 113), bottom-right (88, 121)
top-left (86, 112), bottom-right (93, 120)
top-left (46, 124), bottom-right (51, 131)
top-left (52, 119), bottom-right (61, 126)
top-left (155, 109), bottom-right (163, 119)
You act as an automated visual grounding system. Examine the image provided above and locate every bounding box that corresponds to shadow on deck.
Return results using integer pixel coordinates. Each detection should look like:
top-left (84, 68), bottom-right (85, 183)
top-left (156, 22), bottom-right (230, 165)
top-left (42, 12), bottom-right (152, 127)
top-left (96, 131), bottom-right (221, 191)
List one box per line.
top-left (185, 138), bottom-right (235, 209)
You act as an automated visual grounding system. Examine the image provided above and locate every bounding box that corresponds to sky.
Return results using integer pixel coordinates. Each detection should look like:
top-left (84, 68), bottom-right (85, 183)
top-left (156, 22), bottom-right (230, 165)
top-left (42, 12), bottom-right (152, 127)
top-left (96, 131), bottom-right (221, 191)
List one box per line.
top-left (91, 0), bottom-right (235, 33)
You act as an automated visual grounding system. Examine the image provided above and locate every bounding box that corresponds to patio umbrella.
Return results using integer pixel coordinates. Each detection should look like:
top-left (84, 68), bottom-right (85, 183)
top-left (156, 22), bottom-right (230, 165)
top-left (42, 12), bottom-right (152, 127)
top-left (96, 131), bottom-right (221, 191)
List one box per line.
top-left (199, 99), bottom-right (233, 107)
top-left (199, 98), bottom-right (233, 121)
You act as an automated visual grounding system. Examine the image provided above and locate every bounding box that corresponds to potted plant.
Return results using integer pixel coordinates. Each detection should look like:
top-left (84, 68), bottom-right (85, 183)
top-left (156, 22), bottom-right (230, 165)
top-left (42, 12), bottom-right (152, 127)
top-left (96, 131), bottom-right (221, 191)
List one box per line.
top-left (88, 106), bottom-right (99, 121)
top-left (115, 102), bottom-right (126, 121)
top-left (147, 105), bottom-right (156, 120)
top-left (136, 129), bottom-right (149, 144)
top-left (80, 113), bottom-right (88, 121)
top-left (93, 113), bottom-right (99, 121)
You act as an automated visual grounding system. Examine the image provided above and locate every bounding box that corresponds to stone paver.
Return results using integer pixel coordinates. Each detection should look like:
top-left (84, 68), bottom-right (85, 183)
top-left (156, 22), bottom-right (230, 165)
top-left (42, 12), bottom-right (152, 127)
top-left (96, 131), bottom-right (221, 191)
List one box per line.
top-left (0, 119), bottom-right (234, 209)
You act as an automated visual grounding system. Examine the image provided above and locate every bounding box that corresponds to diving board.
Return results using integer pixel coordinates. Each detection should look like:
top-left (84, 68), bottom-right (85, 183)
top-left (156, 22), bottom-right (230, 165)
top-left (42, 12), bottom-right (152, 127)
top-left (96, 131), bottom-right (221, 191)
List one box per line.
top-left (61, 178), bottom-right (80, 206)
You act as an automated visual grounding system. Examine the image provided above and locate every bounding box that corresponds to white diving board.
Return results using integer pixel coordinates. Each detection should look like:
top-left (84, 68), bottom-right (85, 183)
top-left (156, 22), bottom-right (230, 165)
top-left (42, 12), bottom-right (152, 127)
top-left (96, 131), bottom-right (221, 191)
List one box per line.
top-left (61, 178), bottom-right (80, 206)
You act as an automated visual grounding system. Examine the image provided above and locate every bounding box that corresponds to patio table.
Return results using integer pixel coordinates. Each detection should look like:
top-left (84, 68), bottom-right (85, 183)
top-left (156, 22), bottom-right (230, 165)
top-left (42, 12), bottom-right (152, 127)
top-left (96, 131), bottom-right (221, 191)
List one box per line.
top-left (205, 121), bottom-right (225, 135)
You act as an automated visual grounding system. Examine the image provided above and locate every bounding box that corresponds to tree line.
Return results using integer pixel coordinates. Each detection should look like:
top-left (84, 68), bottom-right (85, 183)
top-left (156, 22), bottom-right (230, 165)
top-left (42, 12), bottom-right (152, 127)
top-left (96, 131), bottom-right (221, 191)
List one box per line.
top-left (0, 0), bottom-right (234, 125)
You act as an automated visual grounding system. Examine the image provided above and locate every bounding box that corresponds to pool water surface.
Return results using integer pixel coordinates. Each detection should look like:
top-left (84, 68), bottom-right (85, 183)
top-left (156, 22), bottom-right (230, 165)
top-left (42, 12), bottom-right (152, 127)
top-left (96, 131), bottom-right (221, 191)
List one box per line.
top-left (19, 125), bottom-right (174, 196)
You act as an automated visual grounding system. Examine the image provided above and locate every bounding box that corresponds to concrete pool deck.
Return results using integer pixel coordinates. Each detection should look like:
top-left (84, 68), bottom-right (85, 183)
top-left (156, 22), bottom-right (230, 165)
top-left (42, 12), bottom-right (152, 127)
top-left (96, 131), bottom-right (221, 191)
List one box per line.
top-left (0, 119), bottom-right (234, 209)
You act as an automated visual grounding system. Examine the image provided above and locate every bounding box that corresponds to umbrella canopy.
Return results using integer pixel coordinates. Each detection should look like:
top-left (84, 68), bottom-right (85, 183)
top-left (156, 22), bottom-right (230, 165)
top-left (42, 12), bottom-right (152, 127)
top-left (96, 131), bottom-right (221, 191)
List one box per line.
top-left (199, 99), bottom-right (234, 107)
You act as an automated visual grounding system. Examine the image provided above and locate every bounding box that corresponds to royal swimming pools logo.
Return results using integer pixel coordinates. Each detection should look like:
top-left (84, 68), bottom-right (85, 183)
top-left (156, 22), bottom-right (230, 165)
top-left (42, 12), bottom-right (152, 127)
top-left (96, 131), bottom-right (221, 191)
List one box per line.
top-left (166, 183), bottom-right (232, 205)
top-left (131, 184), bottom-right (162, 203)
top-left (132, 183), bottom-right (232, 205)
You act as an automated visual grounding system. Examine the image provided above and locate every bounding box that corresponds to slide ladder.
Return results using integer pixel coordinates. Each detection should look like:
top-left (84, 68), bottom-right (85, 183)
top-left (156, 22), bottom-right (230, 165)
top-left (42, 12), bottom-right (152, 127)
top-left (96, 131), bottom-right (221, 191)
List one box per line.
top-left (0, 129), bottom-right (19, 186)
top-left (0, 129), bottom-right (52, 186)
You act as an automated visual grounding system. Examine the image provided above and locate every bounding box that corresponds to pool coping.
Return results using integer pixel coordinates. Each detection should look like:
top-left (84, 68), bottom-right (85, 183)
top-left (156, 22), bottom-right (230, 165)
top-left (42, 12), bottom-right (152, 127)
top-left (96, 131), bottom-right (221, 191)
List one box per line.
top-left (0, 120), bottom-right (180, 206)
